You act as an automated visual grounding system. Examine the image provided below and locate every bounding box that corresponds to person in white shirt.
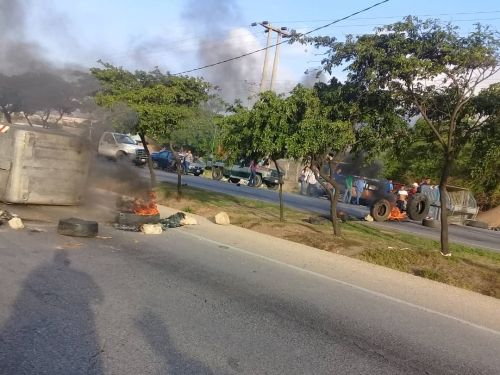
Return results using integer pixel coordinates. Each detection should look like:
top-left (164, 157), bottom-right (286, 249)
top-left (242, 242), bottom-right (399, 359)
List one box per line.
top-left (396, 185), bottom-right (409, 211)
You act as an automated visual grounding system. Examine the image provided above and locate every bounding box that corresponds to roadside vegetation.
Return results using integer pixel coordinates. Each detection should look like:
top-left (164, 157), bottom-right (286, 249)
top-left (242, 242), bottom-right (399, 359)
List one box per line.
top-left (156, 182), bottom-right (500, 299)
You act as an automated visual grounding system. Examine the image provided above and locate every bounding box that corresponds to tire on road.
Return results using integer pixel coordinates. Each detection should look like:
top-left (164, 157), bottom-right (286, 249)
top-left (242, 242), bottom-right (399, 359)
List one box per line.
top-left (115, 151), bottom-right (127, 161)
top-left (464, 219), bottom-right (489, 229)
top-left (254, 174), bottom-right (263, 188)
top-left (407, 194), bottom-right (430, 221)
top-left (422, 218), bottom-right (440, 228)
top-left (212, 168), bottom-right (223, 180)
top-left (266, 183), bottom-right (279, 190)
top-left (152, 161), bottom-right (159, 169)
top-left (229, 177), bottom-right (240, 184)
top-left (58, 218), bottom-right (98, 237)
top-left (370, 199), bottom-right (391, 222)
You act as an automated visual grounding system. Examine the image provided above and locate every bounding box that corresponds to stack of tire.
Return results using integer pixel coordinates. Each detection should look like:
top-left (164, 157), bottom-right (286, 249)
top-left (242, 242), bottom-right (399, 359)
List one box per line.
top-left (370, 193), bottom-right (431, 223)
top-left (370, 194), bottom-right (489, 229)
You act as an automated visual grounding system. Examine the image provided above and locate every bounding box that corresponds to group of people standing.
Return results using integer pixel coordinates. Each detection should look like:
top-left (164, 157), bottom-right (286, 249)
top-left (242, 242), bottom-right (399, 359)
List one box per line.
top-left (299, 165), bottom-right (367, 205)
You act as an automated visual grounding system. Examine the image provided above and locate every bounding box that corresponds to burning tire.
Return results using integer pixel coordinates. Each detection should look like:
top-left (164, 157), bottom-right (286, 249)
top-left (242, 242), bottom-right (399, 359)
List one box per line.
top-left (116, 212), bottom-right (160, 226)
top-left (407, 194), bottom-right (430, 221)
top-left (370, 199), bottom-right (391, 222)
top-left (212, 168), bottom-right (223, 180)
top-left (422, 218), bottom-right (440, 228)
top-left (58, 218), bottom-right (98, 237)
top-left (464, 220), bottom-right (489, 229)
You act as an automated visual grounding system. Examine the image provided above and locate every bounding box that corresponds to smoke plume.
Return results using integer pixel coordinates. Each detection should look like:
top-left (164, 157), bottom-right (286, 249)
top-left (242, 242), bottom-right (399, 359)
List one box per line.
top-left (182, 0), bottom-right (262, 104)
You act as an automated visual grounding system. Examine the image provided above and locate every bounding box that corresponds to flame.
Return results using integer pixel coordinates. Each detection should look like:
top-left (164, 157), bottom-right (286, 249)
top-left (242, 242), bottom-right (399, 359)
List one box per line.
top-left (388, 206), bottom-right (406, 221)
top-left (133, 191), bottom-right (160, 216)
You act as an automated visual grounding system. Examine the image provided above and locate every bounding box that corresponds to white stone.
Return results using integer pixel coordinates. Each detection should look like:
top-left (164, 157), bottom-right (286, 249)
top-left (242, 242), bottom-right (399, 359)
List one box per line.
top-left (8, 217), bottom-right (24, 229)
top-left (141, 223), bottom-right (163, 234)
top-left (214, 212), bottom-right (230, 225)
top-left (180, 217), bottom-right (198, 225)
top-left (364, 214), bottom-right (374, 222)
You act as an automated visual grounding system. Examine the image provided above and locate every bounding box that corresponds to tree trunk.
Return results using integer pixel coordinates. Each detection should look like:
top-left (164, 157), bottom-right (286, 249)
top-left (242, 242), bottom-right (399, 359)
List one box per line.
top-left (55, 111), bottom-right (64, 124)
top-left (322, 179), bottom-right (342, 236)
top-left (316, 164), bottom-right (341, 236)
top-left (1, 107), bottom-right (12, 124)
top-left (438, 152), bottom-right (453, 256)
top-left (23, 113), bottom-right (33, 126)
top-left (176, 160), bottom-right (182, 201)
top-left (273, 158), bottom-right (284, 222)
top-left (41, 110), bottom-right (50, 128)
top-left (139, 133), bottom-right (156, 189)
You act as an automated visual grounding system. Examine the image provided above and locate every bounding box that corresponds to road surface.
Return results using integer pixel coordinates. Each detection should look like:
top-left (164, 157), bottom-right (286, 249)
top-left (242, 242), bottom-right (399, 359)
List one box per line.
top-left (1, 201), bottom-right (499, 374)
top-left (143, 169), bottom-right (500, 252)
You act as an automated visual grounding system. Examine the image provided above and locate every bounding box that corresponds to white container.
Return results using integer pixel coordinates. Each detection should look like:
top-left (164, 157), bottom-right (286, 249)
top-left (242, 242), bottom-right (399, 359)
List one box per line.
top-left (0, 126), bottom-right (90, 205)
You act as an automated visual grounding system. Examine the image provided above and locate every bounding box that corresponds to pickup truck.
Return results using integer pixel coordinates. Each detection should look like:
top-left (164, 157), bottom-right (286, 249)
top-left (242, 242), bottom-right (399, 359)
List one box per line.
top-left (214, 159), bottom-right (282, 189)
top-left (97, 132), bottom-right (146, 165)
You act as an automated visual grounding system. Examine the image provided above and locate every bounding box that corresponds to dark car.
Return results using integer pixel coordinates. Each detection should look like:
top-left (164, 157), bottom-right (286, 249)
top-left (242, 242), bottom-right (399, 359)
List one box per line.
top-left (151, 150), bottom-right (175, 171)
top-left (151, 151), bottom-right (204, 176)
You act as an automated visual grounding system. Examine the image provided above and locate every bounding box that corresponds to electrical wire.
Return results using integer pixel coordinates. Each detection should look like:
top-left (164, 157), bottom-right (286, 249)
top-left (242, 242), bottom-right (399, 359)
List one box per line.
top-left (269, 10), bottom-right (500, 24)
top-left (172, 0), bottom-right (390, 75)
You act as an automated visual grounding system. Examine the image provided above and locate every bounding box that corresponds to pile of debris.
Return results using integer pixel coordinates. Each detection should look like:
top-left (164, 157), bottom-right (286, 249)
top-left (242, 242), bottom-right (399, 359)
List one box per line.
top-left (113, 193), bottom-right (197, 234)
top-left (0, 210), bottom-right (24, 229)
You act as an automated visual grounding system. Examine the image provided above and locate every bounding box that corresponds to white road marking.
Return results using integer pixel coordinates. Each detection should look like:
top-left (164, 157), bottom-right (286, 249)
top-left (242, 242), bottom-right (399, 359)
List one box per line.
top-left (177, 229), bottom-right (500, 336)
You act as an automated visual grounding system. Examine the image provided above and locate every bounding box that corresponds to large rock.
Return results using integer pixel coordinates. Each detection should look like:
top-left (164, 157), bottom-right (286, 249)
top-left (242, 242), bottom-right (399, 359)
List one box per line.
top-left (180, 216), bottom-right (198, 225)
top-left (214, 212), bottom-right (230, 225)
top-left (8, 217), bottom-right (24, 230)
top-left (141, 223), bottom-right (163, 234)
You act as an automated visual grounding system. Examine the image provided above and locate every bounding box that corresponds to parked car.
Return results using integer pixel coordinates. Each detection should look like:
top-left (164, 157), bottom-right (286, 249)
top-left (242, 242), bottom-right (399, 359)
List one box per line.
top-left (151, 150), bottom-right (175, 171)
top-left (98, 132), bottom-right (146, 165)
top-left (151, 151), bottom-right (204, 176)
top-left (219, 159), bottom-right (282, 189)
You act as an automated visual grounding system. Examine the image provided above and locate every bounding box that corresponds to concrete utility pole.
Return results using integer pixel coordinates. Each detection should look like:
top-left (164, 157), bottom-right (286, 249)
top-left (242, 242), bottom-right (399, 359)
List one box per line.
top-left (251, 21), bottom-right (291, 92)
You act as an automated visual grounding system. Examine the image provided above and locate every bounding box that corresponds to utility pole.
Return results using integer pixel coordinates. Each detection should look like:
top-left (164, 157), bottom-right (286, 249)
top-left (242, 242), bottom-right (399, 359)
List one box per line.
top-left (251, 22), bottom-right (291, 92)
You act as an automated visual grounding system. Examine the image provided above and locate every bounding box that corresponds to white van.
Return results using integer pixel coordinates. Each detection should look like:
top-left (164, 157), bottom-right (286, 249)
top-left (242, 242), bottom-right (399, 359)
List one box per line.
top-left (98, 132), bottom-right (146, 164)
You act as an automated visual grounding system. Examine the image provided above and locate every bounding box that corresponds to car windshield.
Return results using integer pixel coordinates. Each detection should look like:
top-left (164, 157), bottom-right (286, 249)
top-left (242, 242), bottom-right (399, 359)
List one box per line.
top-left (115, 134), bottom-right (136, 145)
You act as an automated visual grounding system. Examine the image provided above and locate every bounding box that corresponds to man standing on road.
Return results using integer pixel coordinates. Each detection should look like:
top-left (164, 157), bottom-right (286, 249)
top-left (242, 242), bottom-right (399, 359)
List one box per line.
top-left (184, 150), bottom-right (193, 175)
top-left (344, 174), bottom-right (353, 204)
top-left (355, 176), bottom-right (366, 205)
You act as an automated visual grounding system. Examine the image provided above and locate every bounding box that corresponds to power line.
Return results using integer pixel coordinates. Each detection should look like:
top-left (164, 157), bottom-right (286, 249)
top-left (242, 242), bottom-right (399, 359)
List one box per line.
top-left (269, 10), bottom-right (500, 24)
top-left (172, 0), bottom-right (390, 75)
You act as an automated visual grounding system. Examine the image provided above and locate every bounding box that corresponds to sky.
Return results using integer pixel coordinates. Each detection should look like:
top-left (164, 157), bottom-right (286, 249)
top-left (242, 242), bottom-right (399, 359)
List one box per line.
top-left (9, 0), bottom-right (500, 101)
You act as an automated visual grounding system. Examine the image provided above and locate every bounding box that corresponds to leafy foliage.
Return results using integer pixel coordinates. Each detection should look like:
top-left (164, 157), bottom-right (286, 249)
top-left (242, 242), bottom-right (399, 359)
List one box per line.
top-left (91, 62), bottom-right (210, 142)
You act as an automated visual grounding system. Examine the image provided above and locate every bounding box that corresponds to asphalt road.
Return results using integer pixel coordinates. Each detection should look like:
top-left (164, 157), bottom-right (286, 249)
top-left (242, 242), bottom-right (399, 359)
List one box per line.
top-left (143, 169), bottom-right (500, 252)
top-left (1, 216), bottom-right (499, 375)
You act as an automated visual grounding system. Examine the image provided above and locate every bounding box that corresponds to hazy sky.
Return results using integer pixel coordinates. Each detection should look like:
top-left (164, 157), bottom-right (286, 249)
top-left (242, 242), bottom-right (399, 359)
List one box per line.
top-left (11, 0), bottom-right (500, 99)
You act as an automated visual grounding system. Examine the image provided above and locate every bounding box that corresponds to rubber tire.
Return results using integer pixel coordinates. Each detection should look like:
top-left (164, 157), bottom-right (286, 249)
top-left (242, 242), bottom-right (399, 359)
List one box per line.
top-left (116, 213), bottom-right (160, 226)
top-left (407, 194), bottom-right (430, 221)
top-left (193, 171), bottom-right (201, 176)
top-left (212, 168), bottom-right (223, 180)
top-left (152, 161), bottom-right (159, 169)
top-left (266, 183), bottom-right (279, 190)
top-left (229, 177), bottom-right (240, 184)
top-left (422, 218), bottom-right (440, 228)
top-left (254, 174), bottom-right (263, 188)
top-left (370, 199), bottom-right (391, 222)
top-left (115, 151), bottom-right (127, 161)
top-left (58, 218), bottom-right (98, 237)
top-left (464, 220), bottom-right (489, 229)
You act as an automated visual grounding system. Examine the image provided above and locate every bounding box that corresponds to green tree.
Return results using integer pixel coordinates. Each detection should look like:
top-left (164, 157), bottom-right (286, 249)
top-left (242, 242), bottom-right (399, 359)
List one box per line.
top-left (305, 18), bottom-right (500, 254)
top-left (91, 62), bottom-right (210, 192)
top-left (286, 86), bottom-right (355, 235)
top-left (220, 91), bottom-right (291, 221)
